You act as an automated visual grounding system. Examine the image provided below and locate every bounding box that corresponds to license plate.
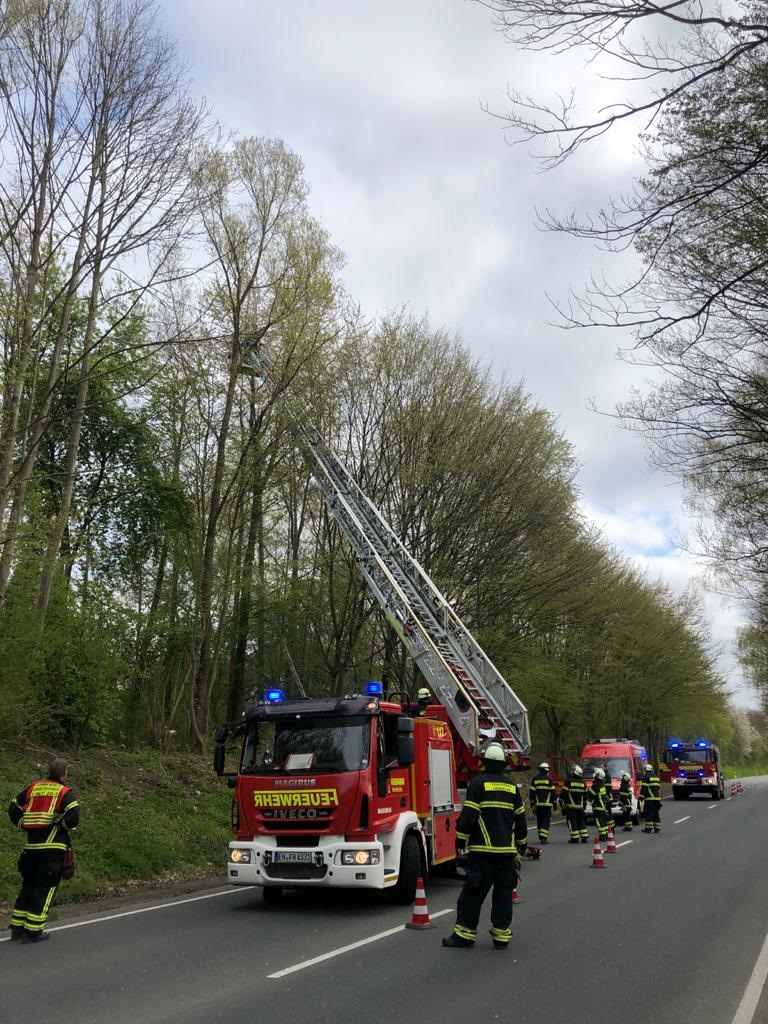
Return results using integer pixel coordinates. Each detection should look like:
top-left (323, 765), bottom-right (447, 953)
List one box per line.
top-left (274, 851), bottom-right (313, 864)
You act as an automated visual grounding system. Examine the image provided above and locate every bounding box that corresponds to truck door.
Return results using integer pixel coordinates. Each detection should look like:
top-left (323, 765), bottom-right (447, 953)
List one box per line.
top-left (429, 744), bottom-right (457, 863)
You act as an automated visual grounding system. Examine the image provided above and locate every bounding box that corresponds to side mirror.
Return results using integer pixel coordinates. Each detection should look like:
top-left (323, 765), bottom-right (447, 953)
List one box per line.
top-left (396, 715), bottom-right (415, 767)
top-left (213, 742), bottom-right (226, 776)
top-left (214, 725), bottom-right (229, 744)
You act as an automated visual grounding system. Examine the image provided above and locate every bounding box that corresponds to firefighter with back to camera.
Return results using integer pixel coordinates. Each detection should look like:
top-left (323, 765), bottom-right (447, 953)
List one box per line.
top-left (529, 762), bottom-right (556, 844)
top-left (640, 763), bottom-right (662, 833)
top-left (591, 768), bottom-right (612, 841)
top-left (560, 764), bottom-right (589, 843)
top-left (618, 771), bottom-right (633, 831)
top-left (442, 742), bottom-right (527, 950)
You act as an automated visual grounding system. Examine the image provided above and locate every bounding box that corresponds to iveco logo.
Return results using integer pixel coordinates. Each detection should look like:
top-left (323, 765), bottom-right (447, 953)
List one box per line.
top-left (275, 778), bottom-right (317, 787)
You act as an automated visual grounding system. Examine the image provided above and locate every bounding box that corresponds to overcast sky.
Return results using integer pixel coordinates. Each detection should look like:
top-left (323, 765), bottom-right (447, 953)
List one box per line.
top-left (158, 0), bottom-right (754, 708)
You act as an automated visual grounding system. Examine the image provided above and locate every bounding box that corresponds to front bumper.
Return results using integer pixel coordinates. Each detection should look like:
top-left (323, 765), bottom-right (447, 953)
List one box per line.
top-left (227, 836), bottom-right (389, 889)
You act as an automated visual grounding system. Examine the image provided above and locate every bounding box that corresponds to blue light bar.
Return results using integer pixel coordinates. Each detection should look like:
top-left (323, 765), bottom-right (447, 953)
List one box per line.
top-left (366, 681), bottom-right (383, 696)
top-left (669, 741), bottom-right (680, 748)
top-left (265, 688), bottom-right (284, 703)
top-left (696, 739), bottom-right (708, 748)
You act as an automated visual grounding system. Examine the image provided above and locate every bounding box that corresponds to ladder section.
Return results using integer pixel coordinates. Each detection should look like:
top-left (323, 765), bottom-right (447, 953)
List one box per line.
top-left (251, 353), bottom-right (530, 761)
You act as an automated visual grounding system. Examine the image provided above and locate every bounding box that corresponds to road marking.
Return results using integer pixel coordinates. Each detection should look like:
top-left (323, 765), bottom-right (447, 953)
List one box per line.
top-left (268, 908), bottom-right (454, 979)
top-left (732, 928), bottom-right (768, 1024)
top-left (0, 886), bottom-right (251, 941)
top-left (727, 796), bottom-right (733, 801)
top-left (616, 840), bottom-right (633, 848)
top-left (673, 816), bottom-right (690, 824)
top-left (707, 804), bottom-right (717, 810)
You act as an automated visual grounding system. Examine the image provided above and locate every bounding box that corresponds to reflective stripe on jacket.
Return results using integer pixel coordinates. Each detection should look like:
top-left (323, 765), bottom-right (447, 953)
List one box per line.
top-left (9, 779), bottom-right (79, 851)
top-left (456, 771), bottom-right (528, 854)
top-left (530, 774), bottom-right (556, 808)
top-left (560, 777), bottom-right (586, 809)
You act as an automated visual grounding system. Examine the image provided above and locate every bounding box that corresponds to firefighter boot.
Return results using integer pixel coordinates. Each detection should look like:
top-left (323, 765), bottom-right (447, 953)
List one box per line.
top-left (21, 931), bottom-right (50, 943)
top-left (442, 934), bottom-right (474, 949)
top-left (10, 926), bottom-right (24, 942)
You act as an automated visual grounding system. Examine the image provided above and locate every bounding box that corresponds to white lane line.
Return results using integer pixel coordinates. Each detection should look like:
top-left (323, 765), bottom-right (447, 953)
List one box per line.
top-left (732, 928), bottom-right (768, 1024)
top-left (0, 886), bottom-right (251, 941)
top-left (727, 796), bottom-right (733, 801)
top-left (708, 804), bottom-right (717, 810)
top-left (616, 840), bottom-right (633, 848)
top-left (673, 816), bottom-right (691, 824)
top-left (268, 908), bottom-right (455, 979)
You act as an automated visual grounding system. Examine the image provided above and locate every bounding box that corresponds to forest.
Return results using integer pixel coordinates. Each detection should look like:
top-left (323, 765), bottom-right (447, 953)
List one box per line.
top-left (1, 0), bottom-right (765, 772)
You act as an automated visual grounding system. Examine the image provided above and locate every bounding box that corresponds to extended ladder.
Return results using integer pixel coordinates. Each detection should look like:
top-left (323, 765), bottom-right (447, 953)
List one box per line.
top-left (251, 352), bottom-right (530, 763)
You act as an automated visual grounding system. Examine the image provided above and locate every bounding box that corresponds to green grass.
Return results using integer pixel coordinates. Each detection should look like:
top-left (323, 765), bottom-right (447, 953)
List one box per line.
top-left (1, 744), bottom-right (232, 916)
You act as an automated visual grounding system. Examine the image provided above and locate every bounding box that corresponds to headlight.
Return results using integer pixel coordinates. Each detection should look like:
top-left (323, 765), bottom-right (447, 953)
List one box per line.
top-left (230, 849), bottom-right (251, 864)
top-left (341, 849), bottom-right (381, 866)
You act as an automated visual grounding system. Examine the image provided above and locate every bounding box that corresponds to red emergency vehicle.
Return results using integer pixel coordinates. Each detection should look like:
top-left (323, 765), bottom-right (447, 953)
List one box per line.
top-left (579, 738), bottom-right (647, 824)
top-left (214, 687), bottom-right (504, 903)
top-left (659, 739), bottom-right (725, 800)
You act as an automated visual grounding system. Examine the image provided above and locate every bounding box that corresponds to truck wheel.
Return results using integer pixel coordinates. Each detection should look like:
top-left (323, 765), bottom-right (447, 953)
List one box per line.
top-left (672, 790), bottom-right (683, 800)
top-left (711, 787), bottom-right (720, 801)
top-left (388, 833), bottom-right (421, 905)
top-left (263, 886), bottom-right (284, 904)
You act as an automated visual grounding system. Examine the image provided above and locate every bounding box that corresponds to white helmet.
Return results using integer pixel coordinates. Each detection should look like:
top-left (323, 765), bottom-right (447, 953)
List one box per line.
top-left (594, 768), bottom-right (605, 780)
top-left (621, 771), bottom-right (631, 781)
top-left (416, 688), bottom-right (430, 701)
top-left (483, 742), bottom-right (507, 763)
top-left (645, 763), bottom-right (654, 773)
top-left (539, 762), bottom-right (550, 770)
top-left (572, 765), bottom-right (583, 776)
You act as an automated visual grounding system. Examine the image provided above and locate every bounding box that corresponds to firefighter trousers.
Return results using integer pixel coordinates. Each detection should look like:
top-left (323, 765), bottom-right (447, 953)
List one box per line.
top-left (534, 804), bottom-right (552, 841)
top-left (11, 849), bottom-right (64, 936)
top-left (594, 808), bottom-right (612, 839)
top-left (643, 803), bottom-right (662, 832)
top-left (565, 807), bottom-right (589, 841)
top-left (452, 852), bottom-right (518, 947)
top-left (619, 804), bottom-right (633, 830)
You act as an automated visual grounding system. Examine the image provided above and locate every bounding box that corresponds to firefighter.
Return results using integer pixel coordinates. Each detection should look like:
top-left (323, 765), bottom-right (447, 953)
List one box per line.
top-left (8, 757), bottom-right (79, 943)
top-left (560, 764), bottom-right (589, 843)
top-left (529, 762), bottom-right (556, 843)
top-left (618, 771), bottom-right (634, 831)
top-left (413, 687), bottom-right (432, 716)
top-left (640, 763), bottom-right (662, 833)
top-left (591, 768), bottom-right (612, 841)
top-left (442, 742), bottom-right (527, 950)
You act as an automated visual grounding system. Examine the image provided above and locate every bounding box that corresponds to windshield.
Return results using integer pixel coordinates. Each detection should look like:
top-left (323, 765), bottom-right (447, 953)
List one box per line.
top-left (667, 748), bottom-right (714, 764)
top-left (581, 757), bottom-right (631, 779)
top-left (241, 715), bottom-right (370, 774)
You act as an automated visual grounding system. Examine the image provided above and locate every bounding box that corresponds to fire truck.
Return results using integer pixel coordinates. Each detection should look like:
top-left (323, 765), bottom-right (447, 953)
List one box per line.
top-left (659, 739), bottom-right (725, 800)
top-left (213, 351), bottom-right (531, 904)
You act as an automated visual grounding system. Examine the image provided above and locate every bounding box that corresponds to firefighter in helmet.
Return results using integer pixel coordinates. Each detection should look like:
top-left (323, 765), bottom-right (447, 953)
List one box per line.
top-left (529, 762), bottom-right (556, 844)
top-left (618, 771), bottom-right (634, 831)
top-left (8, 757), bottom-right (79, 943)
top-left (590, 767), bottom-right (612, 841)
top-left (413, 688), bottom-right (432, 717)
top-left (442, 742), bottom-right (527, 950)
top-left (560, 764), bottom-right (589, 843)
top-left (640, 763), bottom-right (662, 833)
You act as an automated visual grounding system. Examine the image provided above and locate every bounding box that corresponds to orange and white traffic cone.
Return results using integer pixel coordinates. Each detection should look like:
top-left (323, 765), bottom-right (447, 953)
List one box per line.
top-left (731, 781), bottom-right (737, 796)
top-left (591, 836), bottom-right (606, 868)
top-left (512, 886), bottom-right (524, 904)
top-left (606, 830), bottom-right (617, 854)
top-left (737, 780), bottom-right (744, 794)
top-left (405, 876), bottom-right (435, 929)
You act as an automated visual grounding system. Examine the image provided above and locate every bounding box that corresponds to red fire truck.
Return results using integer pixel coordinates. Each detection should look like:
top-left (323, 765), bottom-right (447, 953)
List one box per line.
top-left (214, 352), bottom-right (530, 903)
top-left (659, 739), bottom-right (725, 800)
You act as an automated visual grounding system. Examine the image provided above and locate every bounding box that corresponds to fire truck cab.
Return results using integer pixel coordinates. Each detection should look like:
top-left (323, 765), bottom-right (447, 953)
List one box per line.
top-left (660, 739), bottom-right (725, 800)
top-left (579, 738), bottom-right (647, 825)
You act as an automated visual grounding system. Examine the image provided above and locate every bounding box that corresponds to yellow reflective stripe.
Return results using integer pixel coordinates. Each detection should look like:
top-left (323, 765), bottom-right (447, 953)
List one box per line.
top-left (477, 800), bottom-right (519, 810)
top-left (514, 805), bottom-right (525, 816)
top-left (455, 925), bottom-right (477, 940)
top-left (483, 782), bottom-right (517, 793)
top-left (479, 819), bottom-right (492, 847)
top-left (463, 800), bottom-right (480, 811)
top-left (467, 843), bottom-right (517, 853)
top-left (455, 831), bottom-right (470, 840)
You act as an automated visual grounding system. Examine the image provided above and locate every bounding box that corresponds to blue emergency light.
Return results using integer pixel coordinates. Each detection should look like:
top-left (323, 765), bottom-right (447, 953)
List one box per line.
top-left (366, 681), bottom-right (383, 696)
top-left (696, 739), bottom-right (708, 748)
top-left (669, 741), bottom-right (680, 748)
top-left (265, 688), bottom-right (284, 703)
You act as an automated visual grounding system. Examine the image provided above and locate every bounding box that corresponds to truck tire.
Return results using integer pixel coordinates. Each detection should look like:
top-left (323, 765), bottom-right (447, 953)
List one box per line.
top-left (711, 787), bottom-right (720, 801)
top-left (388, 832), bottom-right (421, 905)
top-left (672, 789), bottom-right (683, 800)
top-left (263, 885), bottom-right (284, 904)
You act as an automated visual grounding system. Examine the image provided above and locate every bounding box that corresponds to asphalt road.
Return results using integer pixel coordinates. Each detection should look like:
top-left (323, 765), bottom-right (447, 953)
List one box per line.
top-left (1, 779), bottom-right (766, 1024)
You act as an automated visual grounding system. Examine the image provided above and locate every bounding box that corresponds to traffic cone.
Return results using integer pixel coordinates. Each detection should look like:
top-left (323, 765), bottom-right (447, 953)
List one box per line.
top-left (405, 876), bottom-right (435, 929)
top-left (737, 780), bottom-right (743, 794)
top-left (512, 886), bottom-right (524, 904)
top-left (731, 781), bottom-right (737, 796)
top-left (606, 830), bottom-right (617, 854)
top-left (591, 836), bottom-right (606, 868)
